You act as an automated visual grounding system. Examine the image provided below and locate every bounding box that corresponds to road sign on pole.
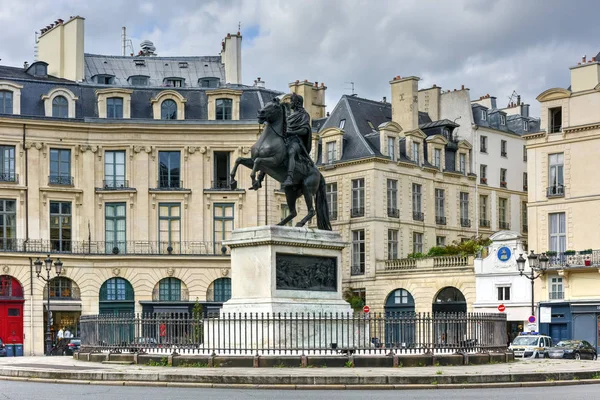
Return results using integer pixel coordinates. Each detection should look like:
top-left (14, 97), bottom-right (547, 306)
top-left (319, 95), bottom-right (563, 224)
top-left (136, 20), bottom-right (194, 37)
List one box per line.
top-left (363, 305), bottom-right (370, 313)
top-left (528, 315), bottom-right (536, 323)
top-left (498, 304), bottom-right (506, 312)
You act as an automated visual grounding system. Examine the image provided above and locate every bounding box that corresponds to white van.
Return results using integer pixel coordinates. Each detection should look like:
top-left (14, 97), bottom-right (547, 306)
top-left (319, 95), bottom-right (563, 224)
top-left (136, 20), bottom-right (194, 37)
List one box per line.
top-left (509, 333), bottom-right (552, 358)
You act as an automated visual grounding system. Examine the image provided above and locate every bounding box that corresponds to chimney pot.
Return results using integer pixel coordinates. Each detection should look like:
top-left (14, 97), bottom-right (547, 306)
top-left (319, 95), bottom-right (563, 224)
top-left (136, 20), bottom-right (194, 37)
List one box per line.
top-left (258, 77), bottom-right (261, 81)
top-left (578, 62), bottom-right (581, 65)
top-left (583, 56), bottom-right (586, 63)
top-left (304, 79), bottom-right (308, 83)
top-left (589, 60), bottom-right (592, 63)
top-left (227, 33), bottom-right (231, 38)
top-left (383, 96), bottom-right (387, 103)
top-left (295, 80), bottom-right (299, 84)
top-left (461, 84), bottom-right (465, 90)
top-left (326, 112), bottom-right (330, 117)
top-left (593, 57), bottom-right (597, 62)
top-left (314, 81), bottom-right (318, 87)
top-left (454, 89), bottom-right (457, 92)
top-left (433, 84), bottom-right (437, 87)
top-left (321, 83), bottom-right (324, 87)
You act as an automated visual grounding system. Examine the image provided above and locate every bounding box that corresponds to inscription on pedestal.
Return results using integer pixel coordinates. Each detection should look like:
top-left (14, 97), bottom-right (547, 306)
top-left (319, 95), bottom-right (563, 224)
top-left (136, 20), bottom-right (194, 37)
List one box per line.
top-left (275, 253), bottom-right (337, 291)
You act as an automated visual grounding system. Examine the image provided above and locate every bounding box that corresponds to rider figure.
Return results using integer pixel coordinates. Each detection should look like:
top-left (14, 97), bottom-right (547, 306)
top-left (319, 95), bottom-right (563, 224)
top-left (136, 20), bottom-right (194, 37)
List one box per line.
top-left (283, 93), bottom-right (313, 187)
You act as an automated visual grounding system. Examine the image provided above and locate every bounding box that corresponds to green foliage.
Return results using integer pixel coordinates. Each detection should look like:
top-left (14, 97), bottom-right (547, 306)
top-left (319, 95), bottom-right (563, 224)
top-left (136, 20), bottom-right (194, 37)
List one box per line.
top-left (344, 361), bottom-right (355, 368)
top-left (546, 251), bottom-right (557, 256)
top-left (436, 370), bottom-right (443, 375)
top-left (191, 300), bottom-right (204, 344)
top-left (342, 288), bottom-right (365, 312)
top-left (407, 252), bottom-right (426, 259)
top-left (147, 357), bottom-right (169, 367)
top-left (564, 250), bottom-right (576, 255)
top-left (426, 247), bottom-right (447, 257)
top-left (179, 361), bottom-right (209, 368)
top-left (580, 249), bottom-right (593, 254)
top-left (425, 236), bottom-right (492, 257)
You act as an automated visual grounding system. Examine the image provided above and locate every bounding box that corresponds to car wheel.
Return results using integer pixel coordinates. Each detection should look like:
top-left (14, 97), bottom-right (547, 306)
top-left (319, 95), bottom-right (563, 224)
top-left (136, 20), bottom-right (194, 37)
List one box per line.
top-left (575, 352), bottom-right (581, 360)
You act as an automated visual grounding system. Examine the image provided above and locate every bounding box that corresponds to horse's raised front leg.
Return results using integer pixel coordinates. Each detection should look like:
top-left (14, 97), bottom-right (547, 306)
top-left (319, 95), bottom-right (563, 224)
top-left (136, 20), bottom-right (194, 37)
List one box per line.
top-left (230, 157), bottom-right (253, 190)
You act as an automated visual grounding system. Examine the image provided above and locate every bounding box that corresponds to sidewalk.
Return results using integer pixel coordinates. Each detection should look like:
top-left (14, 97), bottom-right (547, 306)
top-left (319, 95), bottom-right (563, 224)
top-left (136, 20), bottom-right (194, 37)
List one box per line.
top-left (1, 356), bottom-right (600, 389)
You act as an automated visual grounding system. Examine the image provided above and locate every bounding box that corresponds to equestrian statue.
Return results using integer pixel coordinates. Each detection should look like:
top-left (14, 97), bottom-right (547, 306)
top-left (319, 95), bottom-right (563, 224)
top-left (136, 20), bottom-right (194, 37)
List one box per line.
top-left (229, 93), bottom-right (332, 230)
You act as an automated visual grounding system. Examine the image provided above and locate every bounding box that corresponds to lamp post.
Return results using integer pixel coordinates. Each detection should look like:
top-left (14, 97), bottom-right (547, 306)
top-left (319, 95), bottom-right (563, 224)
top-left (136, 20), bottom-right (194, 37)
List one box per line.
top-left (516, 250), bottom-right (549, 318)
top-left (34, 255), bottom-right (63, 356)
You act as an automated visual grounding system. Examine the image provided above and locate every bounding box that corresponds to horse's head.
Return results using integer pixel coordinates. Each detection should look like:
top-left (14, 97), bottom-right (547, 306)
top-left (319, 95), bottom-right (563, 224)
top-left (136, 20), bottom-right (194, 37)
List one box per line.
top-left (258, 97), bottom-right (285, 125)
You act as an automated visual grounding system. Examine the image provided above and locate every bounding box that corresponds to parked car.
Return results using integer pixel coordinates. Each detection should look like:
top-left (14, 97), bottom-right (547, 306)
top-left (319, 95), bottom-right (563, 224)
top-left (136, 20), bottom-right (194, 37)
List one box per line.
top-left (0, 338), bottom-right (6, 357)
top-left (63, 338), bottom-right (81, 356)
top-left (509, 332), bottom-right (552, 358)
top-left (547, 340), bottom-right (598, 360)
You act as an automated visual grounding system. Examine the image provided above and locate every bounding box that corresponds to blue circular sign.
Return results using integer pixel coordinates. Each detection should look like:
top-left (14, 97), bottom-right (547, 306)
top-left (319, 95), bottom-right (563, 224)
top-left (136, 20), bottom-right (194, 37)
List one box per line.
top-left (498, 246), bottom-right (512, 262)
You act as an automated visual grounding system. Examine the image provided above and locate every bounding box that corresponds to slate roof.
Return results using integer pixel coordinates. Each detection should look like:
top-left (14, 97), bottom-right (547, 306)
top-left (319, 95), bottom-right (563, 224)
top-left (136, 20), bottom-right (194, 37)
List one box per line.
top-left (472, 103), bottom-right (540, 136)
top-left (84, 54), bottom-right (225, 87)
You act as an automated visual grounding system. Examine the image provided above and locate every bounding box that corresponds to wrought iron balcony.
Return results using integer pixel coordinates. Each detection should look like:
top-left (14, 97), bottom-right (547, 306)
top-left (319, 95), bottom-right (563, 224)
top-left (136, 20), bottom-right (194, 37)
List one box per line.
top-left (102, 179), bottom-right (131, 190)
top-left (548, 291), bottom-right (564, 300)
top-left (480, 177), bottom-right (487, 185)
top-left (435, 216), bottom-right (446, 225)
top-left (0, 172), bottom-right (18, 183)
top-left (155, 180), bottom-right (184, 190)
top-left (49, 175), bottom-right (74, 186)
top-left (501, 151), bottom-right (507, 157)
top-left (329, 210), bottom-right (338, 221)
top-left (479, 219), bottom-right (490, 228)
top-left (412, 211), bottom-right (424, 221)
top-left (499, 221), bottom-right (510, 230)
top-left (387, 208), bottom-right (399, 218)
top-left (461, 218), bottom-right (471, 227)
top-left (211, 180), bottom-right (234, 190)
top-left (500, 181), bottom-right (507, 188)
top-left (0, 239), bottom-right (230, 256)
top-left (547, 185), bottom-right (565, 198)
top-left (351, 263), bottom-right (365, 276)
top-left (350, 207), bottom-right (365, 218)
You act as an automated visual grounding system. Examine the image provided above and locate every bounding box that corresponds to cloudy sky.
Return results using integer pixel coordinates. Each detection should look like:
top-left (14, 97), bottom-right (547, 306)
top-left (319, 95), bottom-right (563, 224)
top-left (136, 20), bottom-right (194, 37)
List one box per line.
top-left (1, 0), bottom-right (598, 115)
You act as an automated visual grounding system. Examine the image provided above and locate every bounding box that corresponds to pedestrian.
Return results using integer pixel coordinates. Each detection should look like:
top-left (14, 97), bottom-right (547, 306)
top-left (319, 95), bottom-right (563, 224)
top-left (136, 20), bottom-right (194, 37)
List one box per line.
top-left (64, 328), bottom-right (71, 338)
top-left (57, 327), bottom-right (64, 340)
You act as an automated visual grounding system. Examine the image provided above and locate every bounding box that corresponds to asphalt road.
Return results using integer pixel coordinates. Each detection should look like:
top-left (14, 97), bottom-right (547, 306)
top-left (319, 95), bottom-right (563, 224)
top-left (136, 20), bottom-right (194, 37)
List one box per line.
top-left (1, 381), bottom-right (600, 400)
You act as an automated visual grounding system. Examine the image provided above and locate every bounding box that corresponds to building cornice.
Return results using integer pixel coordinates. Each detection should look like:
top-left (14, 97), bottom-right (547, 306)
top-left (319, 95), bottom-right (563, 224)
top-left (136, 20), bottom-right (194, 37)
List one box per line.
top-left (563, 122), bottom-right (600, 134)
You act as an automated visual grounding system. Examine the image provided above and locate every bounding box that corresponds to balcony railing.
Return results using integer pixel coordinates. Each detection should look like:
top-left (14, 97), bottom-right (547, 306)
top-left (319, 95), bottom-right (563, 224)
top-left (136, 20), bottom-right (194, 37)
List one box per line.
top-left (387, 208), bottom-right (399, 218)
top-left (413, 211), bottom-right (424, 221)
top-left (151, 287), bottom-right (190, 302)
top-left (547, 185), bottom-right (565, 198)
top-left (102, 179), bottom-right (131, 190)
top-left (480, 177), bottom-right (487, 185)
top-left (0, 239), bottom-right (230, 256)
top-left (49, 175), bottom-right (74, 186)
top-left (351, 263), bottom-right (365, 276)
top-left (501, 151), bottom-right (507, 157)
top-left (500, 181), bottom-right (507, 188)
top-left (384, 255), bottom-right (472, 272)
top-left (548, 291), bottom-right (564, 300)
top-left (461, 218), bottom-right (471, 227)
top-left (211, 180), bottom-right (234, 190)
top-left (0, 172), bottom-right (18, 183)
top-left (156, 180), bottom-right (184, 190)
top-left (350, 207), bottom-right (365, 218)
top-left (547, 250), bottom-right (600, 268)
top-left (480, 219), bottom-right (490, 228)
top-left (435, 216), bottom-right (446, 225)
top-left (329, 210), bottom-right (338, 221)
top-left (499, 221), bottom-right (510, 230)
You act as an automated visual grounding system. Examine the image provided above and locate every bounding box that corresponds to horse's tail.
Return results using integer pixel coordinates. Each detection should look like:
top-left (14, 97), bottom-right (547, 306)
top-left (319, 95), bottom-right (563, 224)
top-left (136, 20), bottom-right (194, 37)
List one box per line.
top-left (316, 174), bottom-right (332, 231)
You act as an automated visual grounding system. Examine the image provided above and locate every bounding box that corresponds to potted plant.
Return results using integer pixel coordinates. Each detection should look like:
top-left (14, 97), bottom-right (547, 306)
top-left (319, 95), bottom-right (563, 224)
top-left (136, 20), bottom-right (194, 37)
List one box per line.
top-left (581, 249), bottom-right (593, 266)
top-left (546, 251), bottom-right (557, 256)
top-left (564, 250), bottom-right (576, 255)
top-left (580, 249), bottom-right (593, 255)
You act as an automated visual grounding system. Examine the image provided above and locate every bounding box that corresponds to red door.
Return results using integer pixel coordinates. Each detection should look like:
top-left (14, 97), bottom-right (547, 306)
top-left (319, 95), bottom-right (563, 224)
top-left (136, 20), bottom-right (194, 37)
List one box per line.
top-left (0, 276), bottom-right (24, 343)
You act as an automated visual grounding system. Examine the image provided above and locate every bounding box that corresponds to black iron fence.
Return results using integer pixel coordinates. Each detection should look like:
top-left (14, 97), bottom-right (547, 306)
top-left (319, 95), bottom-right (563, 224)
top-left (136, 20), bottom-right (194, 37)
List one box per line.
top-left (80, 312), bottom-right (506, 356)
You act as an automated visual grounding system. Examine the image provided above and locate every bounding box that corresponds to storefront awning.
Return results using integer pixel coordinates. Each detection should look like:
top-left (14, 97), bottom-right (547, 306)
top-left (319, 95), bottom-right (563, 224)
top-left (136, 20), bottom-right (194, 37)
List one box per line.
top-left (44, 303), bottom-right (82, 312)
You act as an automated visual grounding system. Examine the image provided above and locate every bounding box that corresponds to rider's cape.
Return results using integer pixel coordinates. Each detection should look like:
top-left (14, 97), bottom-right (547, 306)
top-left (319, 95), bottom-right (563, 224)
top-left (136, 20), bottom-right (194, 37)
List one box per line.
top-left (286, 108), bottom-right (312, 155)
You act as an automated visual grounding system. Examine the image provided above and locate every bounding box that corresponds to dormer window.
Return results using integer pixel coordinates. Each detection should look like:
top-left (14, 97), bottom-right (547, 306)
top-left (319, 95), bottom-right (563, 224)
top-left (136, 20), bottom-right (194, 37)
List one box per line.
top-left (26, 61), bottom-right (48, 78)
top-left (178, 62), bottom-right (189, 68)
top-left (339, 119), bottom-right (346, 129)
top-left (0, 91), bottom-right (13, 114)
top-left (52, 96), bottom-right (68, 118)
top-left (134, 59), bottom-right (146, 66)
top-left (387, 137), bottom-right (395, 161)
top-left (412, 141), bottom-right (420, 165)
top-left (199, 77), bottom-right (220, 88)
top-left (326, 141), bottom-right (337, 163)
top-left (434, 148), bottom-right (441, 169)
top-left (481, 110), bottom-right (487, 121)
top-left (216, 98), bottom-right (233, 120)
top-left (129, 75), bottom-right (149, 86)
top-left (442, 128), bottom-right (450, 140)
top-left (94, 74), bottom-right (115, 85)
top-left (165, 78), bottom-right (184, 88)
top-left (523, 121), bottom-right (528, 131)
top-left (500, 114), bottom-right (506, 125)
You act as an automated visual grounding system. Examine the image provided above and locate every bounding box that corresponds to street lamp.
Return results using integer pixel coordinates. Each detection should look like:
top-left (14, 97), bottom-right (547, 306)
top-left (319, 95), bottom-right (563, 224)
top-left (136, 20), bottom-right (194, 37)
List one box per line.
top-left (516, 250), bottom-right (549, 318)
top-left (34, 255), bottom-right (63, 356)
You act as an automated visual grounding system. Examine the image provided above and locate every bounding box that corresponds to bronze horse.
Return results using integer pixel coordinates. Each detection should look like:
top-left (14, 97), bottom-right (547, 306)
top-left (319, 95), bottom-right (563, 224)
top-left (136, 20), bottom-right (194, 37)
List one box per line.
top-left (230, 98), bottom-right (331, 230)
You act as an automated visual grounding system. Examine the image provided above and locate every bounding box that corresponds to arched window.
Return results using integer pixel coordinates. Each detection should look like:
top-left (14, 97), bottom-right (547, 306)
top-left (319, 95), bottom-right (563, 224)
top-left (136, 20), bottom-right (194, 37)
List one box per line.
top-left (0, 91), bottom-right (13, 114)
top-left (386, 289), bottom-right (415, 306)
top-left (0, 275), bottom-right (23, 298)
top-left (45, 277), bottom-right (80, 299)
top-left (434, 287), bottom-right (466, 303)
top-left (158, 277), bottom-right (182, 301)
top-left (215, 98), bottom-right (232, 120)
top-left (106, 97), bottom-right (123, 119)
top-left (100, 277), bottom-right (134, 301)
top-left (52, 95), bottom-right (68, 118)
top-left (207, 278), bottom-right (231, 302)
top-left (161, 99), bottom-right (177, 120)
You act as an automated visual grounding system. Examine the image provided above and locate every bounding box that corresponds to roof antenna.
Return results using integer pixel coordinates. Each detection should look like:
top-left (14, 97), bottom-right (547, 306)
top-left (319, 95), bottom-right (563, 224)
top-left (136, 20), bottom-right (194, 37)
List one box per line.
top-left (238, 21), bottom-right (241, 32)
top-left (344, 81), bottom-right (355, 95)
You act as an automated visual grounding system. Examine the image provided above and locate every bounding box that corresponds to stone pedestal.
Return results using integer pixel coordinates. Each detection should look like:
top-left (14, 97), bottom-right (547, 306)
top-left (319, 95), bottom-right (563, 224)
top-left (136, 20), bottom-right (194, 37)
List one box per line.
top-left (221, 225), bottom-right (352, 315)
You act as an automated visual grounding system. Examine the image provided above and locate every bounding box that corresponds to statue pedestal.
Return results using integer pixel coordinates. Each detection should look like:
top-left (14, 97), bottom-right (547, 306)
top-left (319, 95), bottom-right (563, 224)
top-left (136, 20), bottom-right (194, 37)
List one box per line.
top-left (221, 225), bottom-right (352, 315)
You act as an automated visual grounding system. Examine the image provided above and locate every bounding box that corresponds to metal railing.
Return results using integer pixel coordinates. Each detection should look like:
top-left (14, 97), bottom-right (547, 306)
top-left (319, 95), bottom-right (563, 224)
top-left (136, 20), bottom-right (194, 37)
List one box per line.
top-left (49, 175), bottom-right (74, 186)
top-left (547, 250), bottom-right (600, 268)
top-left (79, 312), bottom-right (507, 356)
top-left (387, 208), bottom-right (399, 218)
top-left (479, 219), bottom-right (490, 228)
top-left (412, 211), bottom-right (424, 221)
top-left (480, 177), bottom-right (487, 185)
top-left (499, 221), bottom-right (510, 230)
top-left (435, 216), bottom-right (446, 225)
top-left (351, 263), bottom-right (365, 276)
top-left (350, 207), bottom-right (365, 218)
top-left (102, 179), bottom-right (131, 190)
top-left (0, 239), bottom-right (230, 256)
top-left (0, 172), bottom-right (18, 183)
top-left (500, 181), bottom-right (507, 188)
top-left (548, 292), bottom-right (564, 300)
top-left (547, 185), bottom-right (565, 198)
top-left (155, 180), bottom-right (184, 190)
top-left (211, 180), bottom-right (234, 190)
top-left (460, 218), bottom-right (471, 227)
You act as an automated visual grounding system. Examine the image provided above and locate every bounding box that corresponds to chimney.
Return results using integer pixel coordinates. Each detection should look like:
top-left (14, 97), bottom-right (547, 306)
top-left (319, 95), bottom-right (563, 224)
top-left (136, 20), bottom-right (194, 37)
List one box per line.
top-left (521, 104), bottom-right (530, 118)
top-left (289, 79), bottom-right (327, 120)
top-left (37, 16), bottom-right (85, 81)
top-left (23, 61), bottom-right (29, 69)
top-left (390, 76), bottom-right (420, 131)
top-left (382, 96), bottom-right (387, 103)
top-left (254, 77), bottom-right (265, 88)
top-left (221, 32), bottom-right (242, 84)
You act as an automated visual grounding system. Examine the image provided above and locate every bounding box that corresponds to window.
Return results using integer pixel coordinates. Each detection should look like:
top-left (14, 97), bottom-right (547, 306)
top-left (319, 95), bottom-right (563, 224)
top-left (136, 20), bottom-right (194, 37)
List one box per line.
top-left (500, 114), bottom-right (506, 125)
top-left (326, 141), bottom-right (337, 163)
top-left (413, 232), bottom-right (423, 254)
top-left (158, 151), bottom-right (181, 188)
top-left (480, 164), bottom-right (487, 184)
top-left (339, 119), bottom-right (346, 129)
top-left (522, 201), bottom-right (528, 232)
top-left (500, 168), bottom-right (507, 188)
top-left (549, 107), bottom-right (562, 133)
top-left (216, 98), bottom-right (232, 120)
top-left (159, 203), bottom-right (181, 252)
top-left (412, 183), bottom-right (423, 220)
top-left (161, 99), bottom-right (177, 120)
top-left (523, 172), bottom-right (528, 191)
top-left (480, 135), bottom-right (488, 153)
top-left (159, 278), bottom-right (181, 301)
top-left (129, 76), bottom-right (148, 86)
top-left (442, 128), bottom-right (450, 140)
top-left (211, 278), bottom-right (231, 302)
top-left (387, 137), bottom-right (395, 161)
top-left (165, 78), bottom-right (184, 87)
top-left (0, 91), bottom-right (13, 114)
top-left (49, 149), bottom-right (71, 185)
top-left (498, 197), bottom-right (508, 229)
top-left (326, 182), bottom-right (337, 220)
top-left (436, 236), bottom-right (446, 247)
top-left (50, 201), bottom-right (71, 252)
top-left (95, 75), bottom-right (114, 84)
top-left (434, 148), bottom-right (441, 169)
top-left (459, 153), bottom-right (466, 174)
top-left (213, 203), bottom-right (234, 254)
top-left (523, 145), bottom-right (527, 162)
top-left (481, 110), bottom-right (487, 120)
top-left (33, 63), bottom-right (47, 76)
top-left (0, 199), bottom-right (16, 250)
top-left (213, 151), bottom-right (231, 189)
top-left (435, 188), bottom-right (445, 224)
top-left (103, 278), bottom-right (131, 301)
top-left (106, 97), bottom-right (123, 119)
top-left (523, 121), bottom-right (528, 131)
top-left (412, 142), bottom-right (420, 165)
top-left (280, 204), bottom-right (293, 226)
top-left (52, 96), bottom-right (68, 118)
top-left (387, 179), bottom-right (398, 216)
top-left (388, 229), bottom-right (398, 260)
top-left (0, 145), bottom-right (16, 182)
top-left (460, 192), bottom-right (469, 226)
top-left (479, 195), bottom-right (488, 227)
top-left (501, 140), bottom-right (507, 157)
top-left (49, 277), bottom-right (74, 299)
top-left (550, 277), bottom-right (564, 300)
top-left (549, 213), bottom-right (566, 254)
top-left (105, 203), bottom-right (126, 254)
top-left (351, 230), bottom-right (365, 275)
top-left (548, 153), bottom-right (564, 196)
top-left (351, 178), bottom-right (364, 217)
top-left (497, 286), bottom-right (510, 301)
top-left (200, 78), bottom-right (220, 88)
top-left (104, 150), bottom-right (126, 189)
